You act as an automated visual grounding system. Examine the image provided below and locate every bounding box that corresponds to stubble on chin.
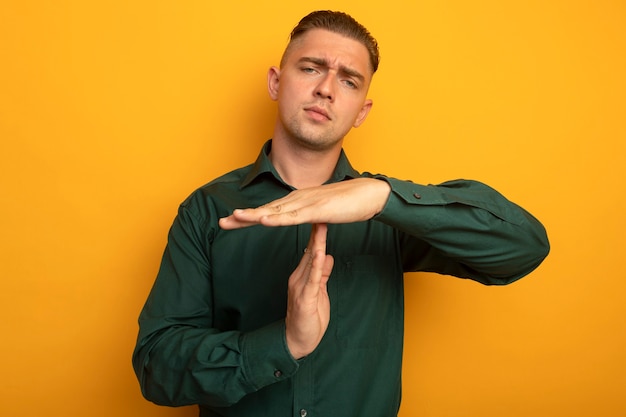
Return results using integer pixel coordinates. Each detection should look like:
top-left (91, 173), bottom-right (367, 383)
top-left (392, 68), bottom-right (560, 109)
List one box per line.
top-left (283, 115), bottom-right (344, 152)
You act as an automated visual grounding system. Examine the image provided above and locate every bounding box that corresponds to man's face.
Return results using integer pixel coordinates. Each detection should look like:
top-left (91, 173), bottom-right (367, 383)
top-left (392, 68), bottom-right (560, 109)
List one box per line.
top-left (268, 29), bottom-right (373, 151)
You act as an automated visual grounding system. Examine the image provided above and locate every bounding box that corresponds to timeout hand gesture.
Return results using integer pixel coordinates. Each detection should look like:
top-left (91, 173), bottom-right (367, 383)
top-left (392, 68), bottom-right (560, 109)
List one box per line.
top-left (285, 223), bottom-right (334, 359)
top-left (218, 178), bottom-right (390, 359)
top-left (219, 178), bottom-right (391, 229)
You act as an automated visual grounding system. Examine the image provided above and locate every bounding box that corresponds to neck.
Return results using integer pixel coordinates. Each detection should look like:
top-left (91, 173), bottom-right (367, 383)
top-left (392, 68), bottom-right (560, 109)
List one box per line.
top-left (269, 137), bottom-right (342, 189)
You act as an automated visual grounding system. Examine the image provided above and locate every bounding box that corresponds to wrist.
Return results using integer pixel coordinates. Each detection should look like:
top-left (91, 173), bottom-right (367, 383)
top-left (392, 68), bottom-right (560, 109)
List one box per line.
top-left (285, 329), bottom-right (309, 360)
top-left (373, 178), bottom-right (392, 214)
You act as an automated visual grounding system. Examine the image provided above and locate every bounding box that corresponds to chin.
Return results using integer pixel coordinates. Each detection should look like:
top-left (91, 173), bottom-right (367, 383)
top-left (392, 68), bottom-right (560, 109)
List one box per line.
top-left (295, 135), bottom-right (342, 151)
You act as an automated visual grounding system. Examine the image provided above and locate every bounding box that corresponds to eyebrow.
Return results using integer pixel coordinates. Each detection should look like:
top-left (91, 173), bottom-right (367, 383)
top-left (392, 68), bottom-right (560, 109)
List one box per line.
top-left (298, 56), bottom-right (366, 83)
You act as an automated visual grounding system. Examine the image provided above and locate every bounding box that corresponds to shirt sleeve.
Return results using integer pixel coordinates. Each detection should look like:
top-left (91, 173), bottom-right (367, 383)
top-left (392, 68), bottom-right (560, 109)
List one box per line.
top-left (373, 177), bottom-right (550, 285)
top-left (132, 198), bottom-right (299, 407)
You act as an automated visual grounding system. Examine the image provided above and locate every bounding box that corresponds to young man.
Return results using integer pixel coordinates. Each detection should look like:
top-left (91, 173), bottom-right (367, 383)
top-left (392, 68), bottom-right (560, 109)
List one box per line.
top-left (133, 10), bottom-right (549, 417)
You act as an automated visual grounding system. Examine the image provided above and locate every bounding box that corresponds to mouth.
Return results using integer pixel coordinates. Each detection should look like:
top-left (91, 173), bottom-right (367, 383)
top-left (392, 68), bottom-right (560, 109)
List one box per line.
top-left (304, 105), bottom-right (331, 121)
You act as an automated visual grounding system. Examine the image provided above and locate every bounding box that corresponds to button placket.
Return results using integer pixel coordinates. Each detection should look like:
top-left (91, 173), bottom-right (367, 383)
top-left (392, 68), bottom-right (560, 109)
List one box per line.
top-left (292, 350), bottom-right (313, 417)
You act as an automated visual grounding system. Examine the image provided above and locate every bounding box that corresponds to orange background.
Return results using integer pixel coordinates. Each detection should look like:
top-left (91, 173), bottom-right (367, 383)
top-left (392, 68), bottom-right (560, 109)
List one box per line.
top-left (1, 1), bottom-right (625, 416)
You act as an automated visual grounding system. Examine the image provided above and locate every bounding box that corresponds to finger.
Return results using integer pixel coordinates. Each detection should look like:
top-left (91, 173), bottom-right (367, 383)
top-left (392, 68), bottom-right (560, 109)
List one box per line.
top-left (219, 203), bottom-right (296, 229)
top-left (218, 213), bottom-right (259, 230)
top-left (289, 226), bottom-right (318, 287)
top-left (291, 244), bottom-right (314, 285)
top-left (290, 224), bottom-right (327, 290)
top-left (300, 223), bottom-right (325, 259)
top-left (218, 203), bottom-right (287, 229)
top-left (300, 224), bottom-right (329, 292)
top-left (309, 223), bottom-right (328, 254)
top-left (259, 203), bottom-right (325, 227)
top-left (257, 193), bottom-right (320, 227)
top-left (300, 249), bottom-right (326, 298)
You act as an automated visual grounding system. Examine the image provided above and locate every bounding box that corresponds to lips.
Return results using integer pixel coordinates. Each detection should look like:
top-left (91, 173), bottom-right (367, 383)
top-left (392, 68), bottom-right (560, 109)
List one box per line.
top-left (304, 105), bottom-right (331, 121)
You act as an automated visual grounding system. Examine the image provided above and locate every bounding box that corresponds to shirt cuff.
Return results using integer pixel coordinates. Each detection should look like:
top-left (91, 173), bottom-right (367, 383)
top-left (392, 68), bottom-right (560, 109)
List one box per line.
top-left (241, 320), bottom-right (299, 391)
top-left (374, 176), bottom-right (444, 234)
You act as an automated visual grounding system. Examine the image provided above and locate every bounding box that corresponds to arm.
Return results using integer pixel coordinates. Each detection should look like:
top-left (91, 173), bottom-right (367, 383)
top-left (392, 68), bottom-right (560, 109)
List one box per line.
top-left (377, 177), bottom-right (550, 284)
top-left (133, 202), bottom-right (333, 407)
top-left (219, 176), bottom-right (549, 284)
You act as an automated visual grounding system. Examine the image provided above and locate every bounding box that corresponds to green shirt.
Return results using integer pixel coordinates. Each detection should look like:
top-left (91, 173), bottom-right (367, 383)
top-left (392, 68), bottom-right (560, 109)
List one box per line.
top-left (133, 140), bottom-right (549, 417)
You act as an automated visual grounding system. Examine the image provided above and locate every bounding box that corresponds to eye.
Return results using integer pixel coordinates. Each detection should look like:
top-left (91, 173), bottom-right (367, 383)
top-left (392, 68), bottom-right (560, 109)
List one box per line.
top-left (343, 79), bottom-right (358, 89)
top-left (302, 67), bottom-right (317, 74)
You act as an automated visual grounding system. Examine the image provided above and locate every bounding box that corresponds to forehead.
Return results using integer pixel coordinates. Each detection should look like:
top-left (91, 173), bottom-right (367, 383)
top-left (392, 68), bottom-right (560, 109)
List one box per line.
top-left (283, 29), bottom-right (372, 75)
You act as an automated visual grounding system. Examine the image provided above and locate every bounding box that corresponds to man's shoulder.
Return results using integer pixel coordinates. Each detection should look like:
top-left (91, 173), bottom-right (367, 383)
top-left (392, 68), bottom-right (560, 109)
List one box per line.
top-left (179, 163), bottom-right (254, 211)
top-left (202, 163), bottom-right (254, 190)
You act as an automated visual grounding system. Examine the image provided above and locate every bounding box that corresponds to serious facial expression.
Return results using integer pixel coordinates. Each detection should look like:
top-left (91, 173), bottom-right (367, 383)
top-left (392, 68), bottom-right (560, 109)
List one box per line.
top-left (268, 29), bottom-right (373, 151)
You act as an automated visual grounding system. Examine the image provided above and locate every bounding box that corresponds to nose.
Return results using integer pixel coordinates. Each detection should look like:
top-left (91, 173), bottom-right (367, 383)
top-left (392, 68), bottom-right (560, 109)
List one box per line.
top-left (315, 74), bottom-right (334, 101)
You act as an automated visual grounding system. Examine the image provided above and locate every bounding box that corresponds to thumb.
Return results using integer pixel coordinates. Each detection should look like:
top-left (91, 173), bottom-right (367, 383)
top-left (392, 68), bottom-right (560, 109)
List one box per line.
top-left (320, 254), bottom-right (334, 284)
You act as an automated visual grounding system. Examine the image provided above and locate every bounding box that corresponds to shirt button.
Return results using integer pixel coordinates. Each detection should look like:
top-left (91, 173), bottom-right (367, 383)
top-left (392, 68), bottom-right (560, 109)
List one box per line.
top-left (273, 370), bottom-right (282, 378)
top-left (413, 192), bottom-right (422, 199)
top-left (300, 409), bottom-right (308, 417)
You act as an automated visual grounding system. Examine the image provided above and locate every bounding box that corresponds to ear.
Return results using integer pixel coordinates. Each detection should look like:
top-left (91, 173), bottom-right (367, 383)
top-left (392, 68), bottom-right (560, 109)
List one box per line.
top-left (353, 99), bottom-right (373, 128)
top-left (267, 66), bottom-right (280, 101)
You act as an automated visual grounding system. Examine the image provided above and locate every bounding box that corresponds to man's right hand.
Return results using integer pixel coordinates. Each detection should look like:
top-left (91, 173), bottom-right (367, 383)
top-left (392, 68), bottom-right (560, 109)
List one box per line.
top-left (285, 223), bottom-right (334, 359)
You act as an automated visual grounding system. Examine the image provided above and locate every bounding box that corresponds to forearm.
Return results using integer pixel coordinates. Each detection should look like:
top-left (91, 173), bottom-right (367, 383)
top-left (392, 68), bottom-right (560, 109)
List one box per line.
top-left (133, 319), bottom-right (298, 407)
top-left (374, 177), bottom-right (550, 284)
top-left (133, 201), bottom-right (299, 407)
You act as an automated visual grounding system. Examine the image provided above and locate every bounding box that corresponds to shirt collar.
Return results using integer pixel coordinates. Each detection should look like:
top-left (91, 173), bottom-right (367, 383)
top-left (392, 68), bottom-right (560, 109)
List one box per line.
top-left (241, 140), bottom-right (360, 189)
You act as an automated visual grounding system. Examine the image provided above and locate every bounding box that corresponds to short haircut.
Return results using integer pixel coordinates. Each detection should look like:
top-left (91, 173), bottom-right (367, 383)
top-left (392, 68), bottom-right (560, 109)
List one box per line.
top-left (281, 10), bottom-right (380, 74)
